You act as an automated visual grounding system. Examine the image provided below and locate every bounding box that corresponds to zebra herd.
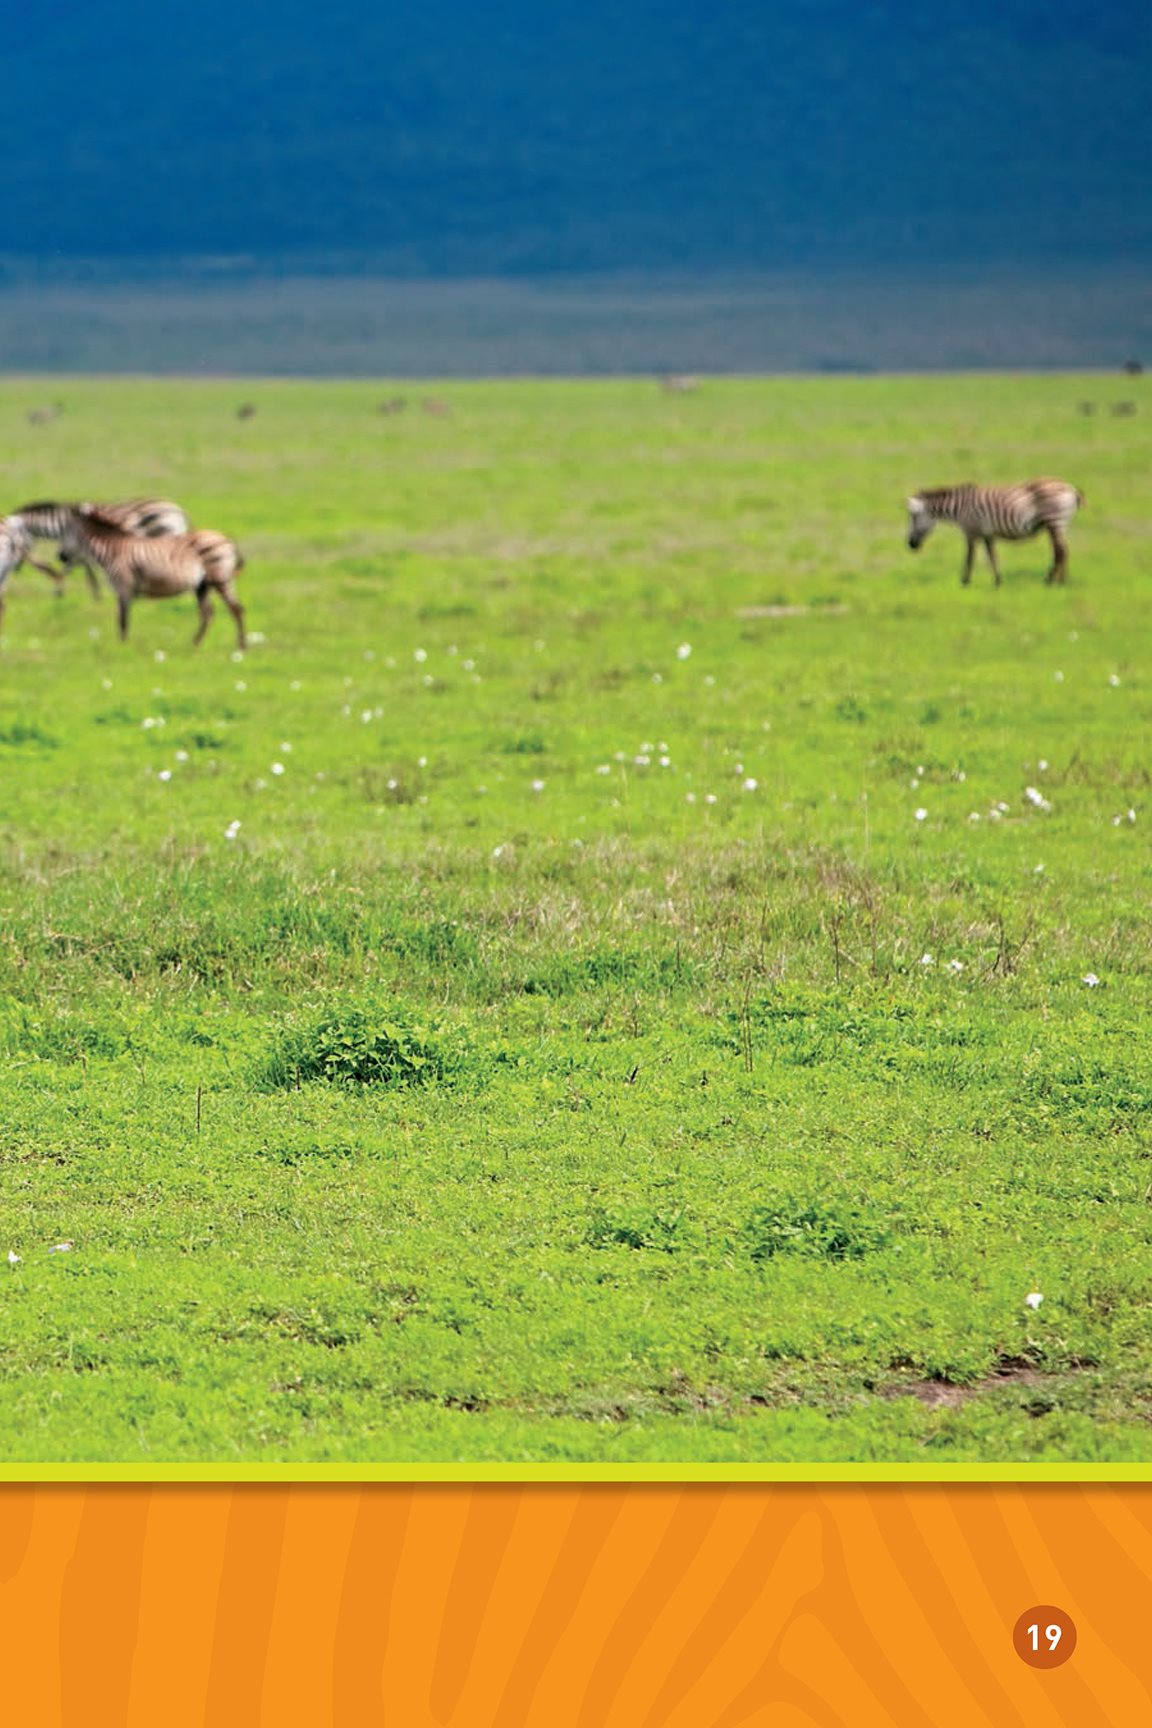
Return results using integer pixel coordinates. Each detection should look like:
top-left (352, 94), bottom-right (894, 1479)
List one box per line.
top-left (0, 473), bottom-right (1086, 649)
top-left (0, 497), bottom-right (246, 646)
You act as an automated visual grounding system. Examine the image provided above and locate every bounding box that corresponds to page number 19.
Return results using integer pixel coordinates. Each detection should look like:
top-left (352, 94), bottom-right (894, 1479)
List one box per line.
top-left (1013, 1605), bottom-right (1077, 1669)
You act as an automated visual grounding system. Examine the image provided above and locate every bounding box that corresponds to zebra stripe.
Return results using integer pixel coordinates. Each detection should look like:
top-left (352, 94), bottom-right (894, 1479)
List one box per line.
top-left (14, 498), bottom-right (191, 597)
top-left (71, 508), bottom-right (246, 648)
top-left (905, 478), bottom-right (1084, 586)
top-left (0, 515), bottom-right (77, 628)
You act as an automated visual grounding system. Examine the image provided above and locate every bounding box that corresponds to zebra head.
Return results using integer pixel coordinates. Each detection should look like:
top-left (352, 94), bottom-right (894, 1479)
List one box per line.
top-left (905, 496), bottom-right (934, 551)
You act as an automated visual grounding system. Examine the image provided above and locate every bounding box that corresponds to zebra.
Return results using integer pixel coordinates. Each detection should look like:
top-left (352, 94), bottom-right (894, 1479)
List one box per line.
top-left (14, 498), bottom-right (191, 599)
top-left (905, 479), bottom-right (1084, 586)
top-left (0, 517), bottom-right (71, 631)
top-left (67, 507), bottom-right (246, 647)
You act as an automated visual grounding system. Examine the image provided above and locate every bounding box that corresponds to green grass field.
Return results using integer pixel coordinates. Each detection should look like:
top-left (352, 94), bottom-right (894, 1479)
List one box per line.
top-left (0, 374), bottom-right (1149, 1464)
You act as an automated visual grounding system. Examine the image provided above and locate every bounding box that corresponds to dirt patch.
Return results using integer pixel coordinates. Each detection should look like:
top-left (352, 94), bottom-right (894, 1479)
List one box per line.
top-left (737, 603), bottom-right (849, 619)
top-left (879, 1360), bottom-right (1057, 1411)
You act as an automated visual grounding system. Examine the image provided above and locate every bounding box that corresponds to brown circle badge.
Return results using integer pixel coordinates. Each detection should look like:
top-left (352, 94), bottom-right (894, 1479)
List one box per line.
top-left (1012, 1605), bottom-right (1077, 1669)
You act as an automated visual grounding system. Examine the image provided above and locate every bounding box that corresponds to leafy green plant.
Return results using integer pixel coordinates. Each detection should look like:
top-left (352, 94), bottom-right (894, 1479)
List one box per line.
top-left (742, 1196), bottom-right (891, 1263)
top-left (261, 1009), bottom-right (447, 1088)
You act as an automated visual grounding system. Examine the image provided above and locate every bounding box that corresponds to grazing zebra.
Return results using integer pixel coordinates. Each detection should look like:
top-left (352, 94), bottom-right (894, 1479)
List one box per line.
top-left (68, 507), bottom-right (246, 647)
top-left (905, 479), bottom-right (1084, 586)
top-left (0, 517), bottom-right (70, 630)
top-left (14, 498), bottom-right (191, 598)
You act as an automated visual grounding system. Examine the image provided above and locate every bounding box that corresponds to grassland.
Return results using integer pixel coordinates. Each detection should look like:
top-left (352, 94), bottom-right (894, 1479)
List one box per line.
top-left (0, 373), bottom-right (1148, 1464)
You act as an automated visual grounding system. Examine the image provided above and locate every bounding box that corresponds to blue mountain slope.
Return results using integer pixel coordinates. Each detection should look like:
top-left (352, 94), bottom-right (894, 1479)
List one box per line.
top-left (6, 0), bottom-right (1149, 271)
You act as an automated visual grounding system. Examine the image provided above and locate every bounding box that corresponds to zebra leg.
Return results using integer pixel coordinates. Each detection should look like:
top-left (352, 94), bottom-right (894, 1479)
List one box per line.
top-left (116, 590), bottom-right (132, 640)
top-left (983, 538), bottom-right (1003, 587)
top-left (84, 560), bottom-right (102, 601)
top-left (1047, 527), bottom-right (1069, 585)
top-left (29, 557), bottom-right (67, 593)
top-left (218, 583), bottom-right (247, 651)
top-left (193, 582), bottom-right (215, 646)
top-left (961, 537), bottom-right (975, 585)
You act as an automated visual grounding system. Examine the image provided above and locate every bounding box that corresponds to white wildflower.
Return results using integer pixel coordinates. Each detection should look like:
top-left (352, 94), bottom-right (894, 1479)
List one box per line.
top-left (1082, 973), bottom-right (1100, 987)
top-left (531, 779), bottom-right (545, 792)
top-left (948, 959), bottom-right (964, 973)
top-left (157, 769), bottom-right (172, 782)
top-left (1024, 1292), bottom-right (1044, 1311)
top-left (7, 1250), bottom-right (20, 1266)
top-left (595, 764), bottom-right (611, 775)
top-left (742, 778), bottom-right (758, 792)
top-left (154, 649), bottom-right (166, 663)
top-left (677, 643), bottom-right (692, 659)
top-left (414, 648), bottom-right (427, 662)
top-left (914, 807), bottom-right (928, 822)
top-left (271, 762), bottom-right (285, 776)
top-left (919, 953), bottom-right (934, 967)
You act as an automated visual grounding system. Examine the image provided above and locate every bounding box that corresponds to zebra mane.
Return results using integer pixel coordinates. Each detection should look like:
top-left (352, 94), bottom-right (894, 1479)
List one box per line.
top-left (78, 507), bottom-right (130, 534)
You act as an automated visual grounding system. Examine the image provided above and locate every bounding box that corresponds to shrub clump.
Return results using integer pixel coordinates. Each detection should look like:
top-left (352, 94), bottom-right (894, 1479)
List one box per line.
top-left (586, 1204), bottom-right (685, 1252)
top-left (261, 1009), bottom-right (447, 1089)
top-left (742, 1195), bottom-right (890, 1263)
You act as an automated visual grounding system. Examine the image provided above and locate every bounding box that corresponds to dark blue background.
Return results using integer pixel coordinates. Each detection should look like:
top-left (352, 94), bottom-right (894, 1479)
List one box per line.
top-left (7, 0), bottom-right (1149, 274)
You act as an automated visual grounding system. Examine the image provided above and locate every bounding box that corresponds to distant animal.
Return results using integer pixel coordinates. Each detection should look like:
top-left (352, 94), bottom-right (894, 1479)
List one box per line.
top-left (68, 507), bottom-right (246, 647)
top-left (905, 479), bottom-right (1084, 586)
top-left (1122, 359), bottom-right (1143, 376)
top-left (421, 398), bottom-right (450, 417)
top-left (1077, 401), bottom-right (1096, 416)
top-left (26, 403), bottom-right (64, 426)
top-left (14, 498), bottom-right (191, 599)
top-left (1111, 401), bottom-right (1138, 417)
top-left (0, 516), bottom-right (72, 630)
top-left (377, 397), bottom-right (407, 415)
top-left (236, 403), bottom-right (257, 420)
top-left (661, 375), bottom-right (700, 394)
